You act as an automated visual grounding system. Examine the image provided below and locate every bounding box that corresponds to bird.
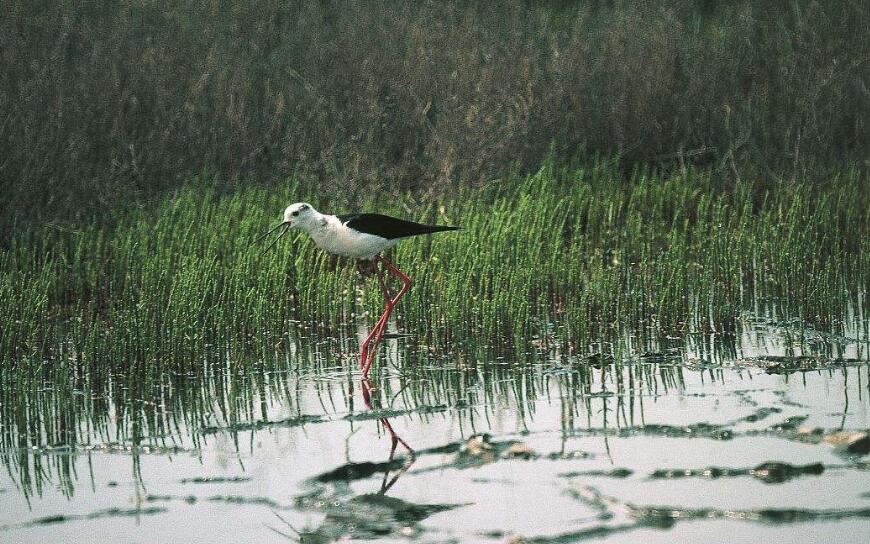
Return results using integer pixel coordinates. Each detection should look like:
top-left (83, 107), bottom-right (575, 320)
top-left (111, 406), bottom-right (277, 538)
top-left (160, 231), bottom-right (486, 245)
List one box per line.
top-left (257, 202), bottom-right (459, 377)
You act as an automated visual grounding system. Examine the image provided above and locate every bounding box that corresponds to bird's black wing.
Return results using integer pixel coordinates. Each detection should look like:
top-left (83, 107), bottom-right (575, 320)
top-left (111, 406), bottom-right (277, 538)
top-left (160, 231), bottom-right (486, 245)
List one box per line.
top-left (338, 213), bottom-right (459, 240)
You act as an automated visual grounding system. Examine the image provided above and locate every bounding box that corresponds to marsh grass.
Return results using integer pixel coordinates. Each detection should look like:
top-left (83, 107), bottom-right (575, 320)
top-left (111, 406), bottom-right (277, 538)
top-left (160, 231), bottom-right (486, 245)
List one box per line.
top-left (1, 158), bottom-right (866, 373)
top-left (4, 1), bottom-right (870, 233)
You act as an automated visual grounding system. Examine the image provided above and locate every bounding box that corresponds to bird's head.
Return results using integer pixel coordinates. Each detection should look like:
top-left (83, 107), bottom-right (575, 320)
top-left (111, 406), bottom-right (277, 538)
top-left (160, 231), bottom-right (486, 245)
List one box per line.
top-left (282, 202), bottom-right (316, 230)
top-left (255, 202), bottom-right (319, 254)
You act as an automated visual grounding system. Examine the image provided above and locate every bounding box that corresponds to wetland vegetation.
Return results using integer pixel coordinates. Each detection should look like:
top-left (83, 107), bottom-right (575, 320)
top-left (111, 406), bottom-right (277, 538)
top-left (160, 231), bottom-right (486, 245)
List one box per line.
top-left (2, 161), bottom-right (867, 542)
top-left (2, 160), bottom-right (866, 365)
top-left (2, 0), bottom-right (869, 542)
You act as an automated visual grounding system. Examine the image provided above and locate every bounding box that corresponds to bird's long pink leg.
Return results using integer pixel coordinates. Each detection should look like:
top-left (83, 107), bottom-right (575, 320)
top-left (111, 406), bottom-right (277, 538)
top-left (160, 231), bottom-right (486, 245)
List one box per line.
top-left (361, 378), bottom-right (414, 455)
top-left (361, 264), bottom-right (393, 368)
top-left (360, 258), bottom-right (392, 374)
top-left (360, 259), bottom-right (391, 359)
top-left (361, 257), bottom-right (411, 376)
top-left (380, 257), bottom-right (412, 299)
top-left (360, 256), bottom-right (412, 378)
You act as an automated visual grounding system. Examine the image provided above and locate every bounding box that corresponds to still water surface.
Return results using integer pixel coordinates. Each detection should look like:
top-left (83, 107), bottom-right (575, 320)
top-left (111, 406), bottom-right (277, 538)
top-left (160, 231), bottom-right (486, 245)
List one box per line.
top-left (1, 309), bottom-right (868, 543)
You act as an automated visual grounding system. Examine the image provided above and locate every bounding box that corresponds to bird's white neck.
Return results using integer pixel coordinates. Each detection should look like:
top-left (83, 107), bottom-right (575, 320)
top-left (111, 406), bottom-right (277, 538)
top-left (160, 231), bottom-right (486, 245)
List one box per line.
top-left (296, 210), bottom-right (331, 234)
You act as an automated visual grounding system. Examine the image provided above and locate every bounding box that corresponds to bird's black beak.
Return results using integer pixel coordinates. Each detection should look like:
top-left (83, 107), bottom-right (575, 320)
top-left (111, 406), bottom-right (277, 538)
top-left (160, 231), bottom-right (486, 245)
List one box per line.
top-left (254, 221), bottom-right (287, 243)
top-left (256, 221), bottom-right (291, 255)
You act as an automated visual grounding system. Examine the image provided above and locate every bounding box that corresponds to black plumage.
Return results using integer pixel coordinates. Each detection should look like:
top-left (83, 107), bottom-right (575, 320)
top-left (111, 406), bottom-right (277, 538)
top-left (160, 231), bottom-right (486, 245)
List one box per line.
top-left (338, 213), bottom-right (459, 240)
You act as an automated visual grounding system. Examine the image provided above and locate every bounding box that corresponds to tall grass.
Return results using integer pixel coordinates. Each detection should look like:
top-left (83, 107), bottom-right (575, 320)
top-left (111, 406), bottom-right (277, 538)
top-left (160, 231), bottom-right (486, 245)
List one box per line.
top-left (2, 0), bottom-right (869, 233)
top-left (1, 159), bottom-right (866, 370)
top-left (1, 158), bottom-right (867, 497)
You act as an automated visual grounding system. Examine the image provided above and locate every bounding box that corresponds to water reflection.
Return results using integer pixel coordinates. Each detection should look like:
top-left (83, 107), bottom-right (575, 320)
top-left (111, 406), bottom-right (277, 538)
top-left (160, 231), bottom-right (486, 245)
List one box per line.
top-left (0, 302), bottom-right (868, 542)
top-left (288, 425), bottom-right (436, 543)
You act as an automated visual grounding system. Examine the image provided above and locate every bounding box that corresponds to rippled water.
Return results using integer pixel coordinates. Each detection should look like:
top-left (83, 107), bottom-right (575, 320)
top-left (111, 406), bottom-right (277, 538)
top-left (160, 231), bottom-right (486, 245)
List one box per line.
top-left (1, 307), bottom-right (868, 543)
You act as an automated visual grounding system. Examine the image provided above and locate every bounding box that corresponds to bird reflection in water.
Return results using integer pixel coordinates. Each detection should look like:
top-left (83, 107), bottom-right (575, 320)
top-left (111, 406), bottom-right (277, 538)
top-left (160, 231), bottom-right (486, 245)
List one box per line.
top-left (359, 376), bottom-right (415, 494)
top-left (271, 324), bottom-right (428, 542)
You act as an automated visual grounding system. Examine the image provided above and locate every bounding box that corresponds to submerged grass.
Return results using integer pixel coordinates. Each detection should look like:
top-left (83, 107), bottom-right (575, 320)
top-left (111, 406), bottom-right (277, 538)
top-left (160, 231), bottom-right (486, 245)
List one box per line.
top-left (1, 158), bottom-right (867, 370)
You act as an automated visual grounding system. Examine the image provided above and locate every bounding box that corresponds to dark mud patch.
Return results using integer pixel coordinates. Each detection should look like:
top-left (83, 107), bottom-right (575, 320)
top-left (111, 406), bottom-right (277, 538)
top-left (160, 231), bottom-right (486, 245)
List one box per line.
top-left (516, 484), bottom-right (870, 542)
top-left (546, 450), bottom-right (596, 460)
top-left (628, 504), bottom-right (870, 526)
top-left (146, 494), bottom-right (199, 504)
top-left (180, 476), bottom-right (252, 484)
top-left (650, 461), bottom-right (825, 484)
top-left (342, 404), bottom-right (451, 421)
top-left (0, 507), bottom-right (168, 530)
top-left (750, 420), bottom-right (870, 456)
top-left (736, 355), bottom-right (865, 375)
top-left (313, 435), bottom-right (544, 485)
top-left (198, 404), bottom-right (455, 431)
top-left (412, 435), bottom-right (540, 473)
top-left (733, 406), bottom-right (783, 423)
top-left (562, 424), bottom-right (708, 440)
top-left (571, 415), bottom-right (869, 459)
top-left (200, 414), bottom-right (325, 434)
top-left (607, 423), bottom-right (734, 440)
top-left (205, 495), bottom-right (290, 508)
top-left (145, 493), bottom-right (295, 510)
top-left (560, 468), bottom-right (633, 479)
top-left (505, 523), bottom-right (639, 543)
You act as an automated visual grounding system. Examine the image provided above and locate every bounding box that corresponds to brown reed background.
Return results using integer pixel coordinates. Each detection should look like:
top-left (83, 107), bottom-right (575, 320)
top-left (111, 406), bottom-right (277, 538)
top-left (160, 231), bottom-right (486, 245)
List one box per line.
top-left (2, 0), bottom-right (868, 233)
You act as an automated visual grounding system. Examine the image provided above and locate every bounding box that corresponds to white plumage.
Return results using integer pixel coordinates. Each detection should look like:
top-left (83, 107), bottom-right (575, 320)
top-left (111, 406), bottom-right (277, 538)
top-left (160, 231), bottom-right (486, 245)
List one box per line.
top-left (263, 202), bottom-right (457, 260)
top-left (304, 214), bottom-right (399, 259)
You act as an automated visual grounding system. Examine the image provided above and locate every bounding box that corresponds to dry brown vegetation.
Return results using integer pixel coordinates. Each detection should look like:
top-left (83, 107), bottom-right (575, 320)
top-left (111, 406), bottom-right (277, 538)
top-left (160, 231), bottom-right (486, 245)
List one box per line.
top-left (2, 0), bottom-right (868, 229)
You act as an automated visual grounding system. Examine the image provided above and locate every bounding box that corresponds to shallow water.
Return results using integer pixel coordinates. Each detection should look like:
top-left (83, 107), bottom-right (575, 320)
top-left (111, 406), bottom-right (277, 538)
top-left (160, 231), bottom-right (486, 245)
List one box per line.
top-left (1, 308), bottom-right (869, 543)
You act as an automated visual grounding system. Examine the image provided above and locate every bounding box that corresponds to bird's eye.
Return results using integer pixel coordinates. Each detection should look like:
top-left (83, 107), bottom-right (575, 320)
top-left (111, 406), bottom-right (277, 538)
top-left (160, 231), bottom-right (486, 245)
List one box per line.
top-left (292, 211), bottom-right (299, 217)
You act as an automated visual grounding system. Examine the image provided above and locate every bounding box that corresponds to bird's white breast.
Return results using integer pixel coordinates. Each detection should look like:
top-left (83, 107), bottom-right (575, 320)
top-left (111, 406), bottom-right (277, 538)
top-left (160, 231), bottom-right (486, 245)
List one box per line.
top-left (308, 215), bottom-right (397, 259)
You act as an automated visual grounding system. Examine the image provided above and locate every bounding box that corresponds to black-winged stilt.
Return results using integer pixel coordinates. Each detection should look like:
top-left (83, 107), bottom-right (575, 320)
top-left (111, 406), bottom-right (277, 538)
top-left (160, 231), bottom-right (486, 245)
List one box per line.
top-left (258, 202), bottom-right (459, 377)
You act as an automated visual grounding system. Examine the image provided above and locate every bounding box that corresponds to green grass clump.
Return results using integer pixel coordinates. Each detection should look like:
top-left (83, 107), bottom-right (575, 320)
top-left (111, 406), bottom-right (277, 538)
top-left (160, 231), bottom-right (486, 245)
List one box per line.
top-left (0, 159), bottom-right (867, 370)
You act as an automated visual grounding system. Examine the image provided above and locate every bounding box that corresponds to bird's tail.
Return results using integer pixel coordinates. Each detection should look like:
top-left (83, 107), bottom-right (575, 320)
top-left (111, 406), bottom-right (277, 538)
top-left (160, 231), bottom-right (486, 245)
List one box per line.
top-left (426, 225), bottom-right (461, 234)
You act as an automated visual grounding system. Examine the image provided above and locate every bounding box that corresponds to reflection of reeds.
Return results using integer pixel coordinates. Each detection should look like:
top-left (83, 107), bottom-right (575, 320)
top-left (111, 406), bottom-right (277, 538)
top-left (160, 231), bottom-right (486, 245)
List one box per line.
top-left (2, 321), bottom-right (865, 500)
top-left (1, 160), bottom-right (865, 366)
